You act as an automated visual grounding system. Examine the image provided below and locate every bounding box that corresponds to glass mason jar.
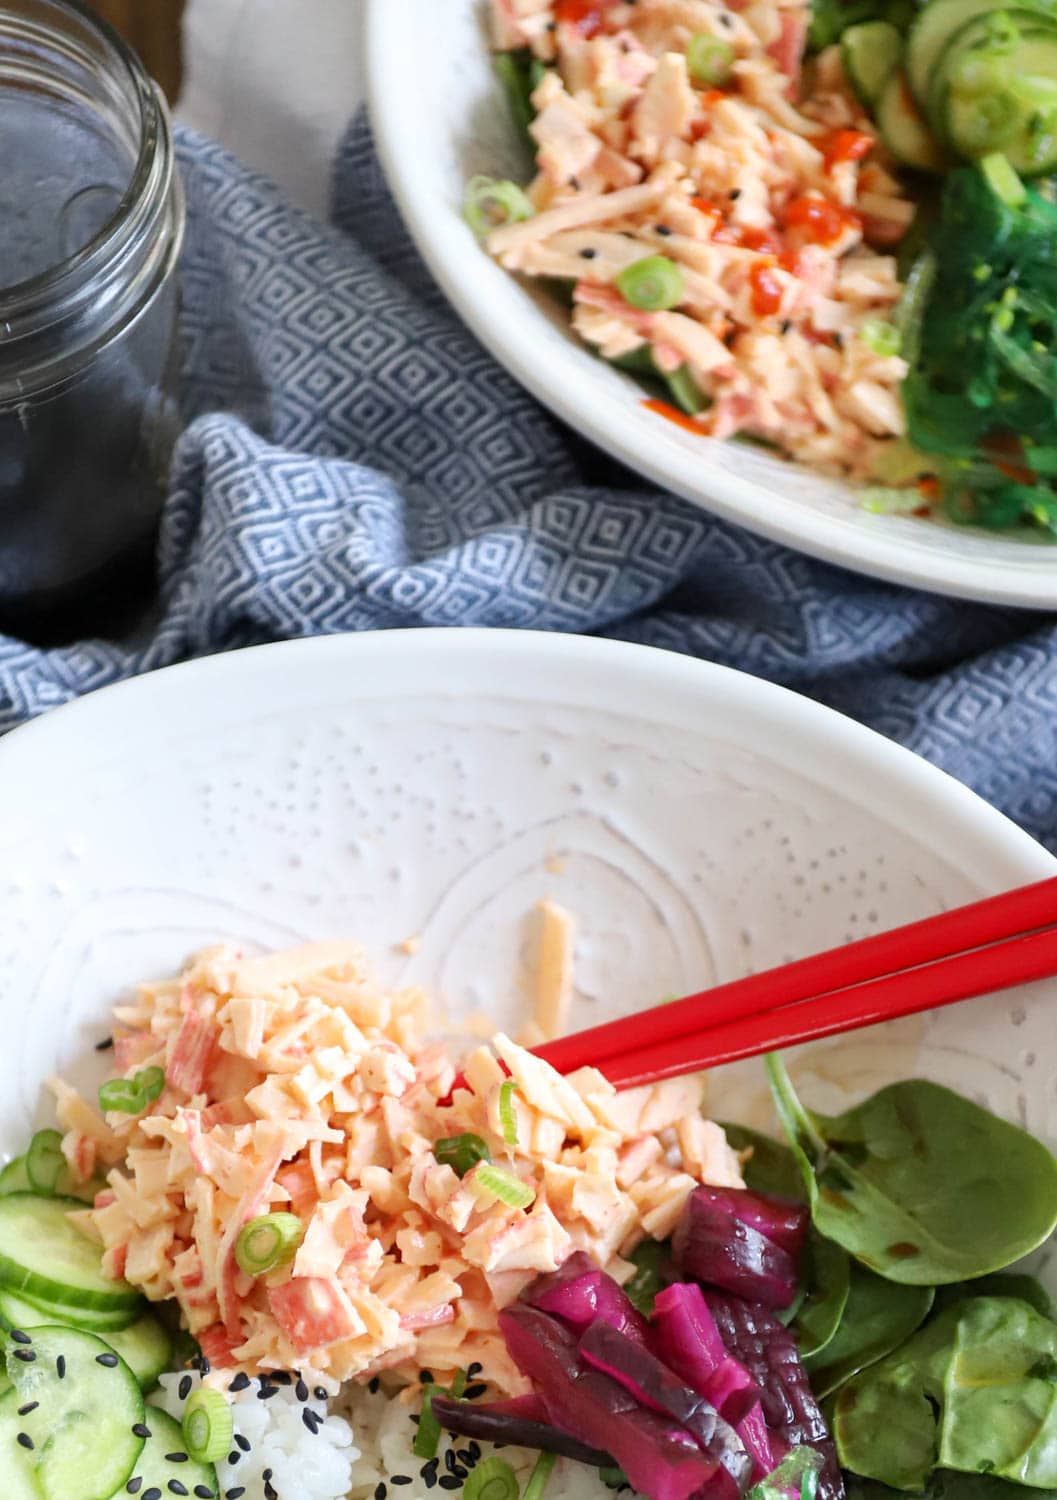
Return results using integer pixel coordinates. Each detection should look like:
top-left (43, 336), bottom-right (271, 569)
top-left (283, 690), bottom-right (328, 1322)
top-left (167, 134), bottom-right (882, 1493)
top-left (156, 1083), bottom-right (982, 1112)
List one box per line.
top-left (0, 0), bottom-right (185, 643)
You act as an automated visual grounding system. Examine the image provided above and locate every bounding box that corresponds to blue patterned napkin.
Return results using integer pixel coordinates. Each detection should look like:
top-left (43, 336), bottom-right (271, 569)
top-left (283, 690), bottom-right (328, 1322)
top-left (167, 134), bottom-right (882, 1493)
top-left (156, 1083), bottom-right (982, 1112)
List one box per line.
top-left (2, 115), bottom-right (1055, 852)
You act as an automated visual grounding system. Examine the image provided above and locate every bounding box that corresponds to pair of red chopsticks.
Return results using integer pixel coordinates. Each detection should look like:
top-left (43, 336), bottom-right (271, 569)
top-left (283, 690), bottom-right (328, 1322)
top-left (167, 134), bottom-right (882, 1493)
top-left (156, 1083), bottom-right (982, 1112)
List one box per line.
top-left (533, 875), bottom-right (1057, 1090)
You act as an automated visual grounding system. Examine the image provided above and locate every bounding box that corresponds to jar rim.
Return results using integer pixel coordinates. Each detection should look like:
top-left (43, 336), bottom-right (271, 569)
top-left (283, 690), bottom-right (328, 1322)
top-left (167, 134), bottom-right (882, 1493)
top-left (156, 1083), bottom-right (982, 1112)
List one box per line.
top-left (0, 0), bottom-right (162, 313)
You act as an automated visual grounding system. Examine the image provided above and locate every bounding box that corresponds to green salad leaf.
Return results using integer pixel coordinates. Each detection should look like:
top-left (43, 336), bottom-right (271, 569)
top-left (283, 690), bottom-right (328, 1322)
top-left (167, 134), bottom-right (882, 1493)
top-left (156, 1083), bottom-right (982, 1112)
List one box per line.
top-left (933, 1274), bottom-right (1054, 1321)
top-left (765, 1056), bottom-right (1057, 1285)
top-left (836, 1297), bottom-right (1057, 1490)
top-left (805, 1262), bottom-right (934, 1398)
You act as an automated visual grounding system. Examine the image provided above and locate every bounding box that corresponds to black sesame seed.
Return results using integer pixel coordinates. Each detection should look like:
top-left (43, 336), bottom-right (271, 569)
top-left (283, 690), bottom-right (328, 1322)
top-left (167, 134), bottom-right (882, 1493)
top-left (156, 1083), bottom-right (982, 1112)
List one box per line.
top-left (314, 1386), bottom-right (328, 1401)
top-left (57, 1355), bottom-right (66, 1378)
top-left (13, 1349), bottom-right (36, 1363)
top-left (467, 1363), bottom-right (482, 1378)
top-left (225, 1491), bottom-right (246, 1500)
top-left (17, 1402), bottom-right (38, 1416)
top-left (273, 1371), bottom-right (293, 1386)
top-left (445, 1450), bottom-right (458, 1476)
top-left (195, 1355), bottom-right (211, 1375)
top-left (143, 1490), bottom-right (162, 1500)
top-left (296, 1378), bottom-right (310, 1402)
top-left (194, 1489), bottom-right (215, 1500)
top-left (719, 12), bottom-right (733, 24)
top-left (228, 1372), bottom-right (250, 1393)
top-left (410, 1415), bottom-right (420, 1426)
top-left (9, 1329), bottom-right (31, 1344)
top-left (834, 333), bottom-right (845, 348)
top-left (97, 1352), bottom-right (120, 1367)
top-left (375, 1484), bottom-right (388, 1500)
top-left (17, 1432), bottom-right (33, 1449)
top-left (780, 319), bottom-right (792, 334)
top-left (169, 1484), bottom-right (188, 1497)
top-left (451, 1466), bottom-right (469, 1481)
top-left (132, 1423), bottom-right (152, 1439)
top-left (165, 1452), bottom-right (189, 1463)
top-left (439, 1477), bottom-right (462, 1491)
top-left (264, 1486), bottom-right (277, 1500)
top-left (419, 1370), bottom-right (433, 1384)
top-left (423, 1459), bottom-right (440, 1479)
top-left (424, 1474), bottom-right (438, 1491)
top-left (464, 1383), bottom-right (488, 1400)
top-left (179, 1374), bottom-right (193, 1401)
top-left (368, 1376), bottom-right (381, 1395)
top-left (234, 1434), bottom-right (251, 1453)
top-left (570, 176), bottom-right (580, 190)
top-left (468, 1443), bottom-right (482, 1459)
top-left (729, 189), bottom-right (741, 200)
top-left (457, 1449), bottom-right (474, 1464)
top-left (257, 1383), bottom-right (279, 1400)
top-left (96, 1035), bottom-right (115, 1051)
top-left (393, 1477), bottom-right (413, 1486)
top-left (227, 1453), bottom-right (240, 1467)
top-left (655, 224), bottom-right (673, 236)
top-left (127, 1480), bottom-right (144, 1495)
top-left (579, 248), bottom-right (598, 261)
top-left (262, 1473), bottom-right (272, 1485)
top-left (302, 1407), bottom-right (321, 1433)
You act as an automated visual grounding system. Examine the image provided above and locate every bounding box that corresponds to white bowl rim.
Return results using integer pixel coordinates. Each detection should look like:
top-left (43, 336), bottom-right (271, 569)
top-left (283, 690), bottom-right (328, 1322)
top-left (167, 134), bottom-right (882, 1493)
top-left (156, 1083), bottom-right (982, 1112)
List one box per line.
top-left (364, 0), bottom-right (1057, 610)
top-left (1, 628), bottom-right (1053, 891)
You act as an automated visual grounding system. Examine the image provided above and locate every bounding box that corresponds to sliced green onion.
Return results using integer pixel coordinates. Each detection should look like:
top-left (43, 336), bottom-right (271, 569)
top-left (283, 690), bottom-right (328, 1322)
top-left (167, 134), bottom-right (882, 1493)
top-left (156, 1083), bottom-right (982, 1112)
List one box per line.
top-left (448, 1368), bottom-right (468, 1399)
top-left (413, 1385), bottom-right (442, 1460)
top-left (861, 485), bottom-right (929, 515)
top-left (464, 1456), bottom-right (520, 1500)
top-left (665, 365), bottom-right (709, 415)
top-left (600, 1468), bottom-right (630, 1489)
top-left (472, 1162), bottom-right (536, 1209)
top-left (234, 1212), bottom-right (303, 1276)
top-left (523, 1450), bottom-right (557, 1500)
top-left (686, 33), bottom-right (735, 86)
top-left (498, 1081), bottom-right (520, 1146)
top-left (893, 250), bottom-right (936, 368)
top-left (464, 176), bottom-right (535, 239)
top-left (136, 1066), bottom-right (166, 1106)
top-left (182, 1388), bottom-right (234, 1464)
top-left (616, 255), bottom-right (684, 312)
top-left (98, 1078), bottom-right (148, 1114)
top-left (802, 1471), bottom-right (820, 1500)
top-left (26, 1130), bottom-right (67, 1196)
top-left (435, 1133), bottom-right (492, 1178)
top-left (859, 318), bottom-right (901, 357)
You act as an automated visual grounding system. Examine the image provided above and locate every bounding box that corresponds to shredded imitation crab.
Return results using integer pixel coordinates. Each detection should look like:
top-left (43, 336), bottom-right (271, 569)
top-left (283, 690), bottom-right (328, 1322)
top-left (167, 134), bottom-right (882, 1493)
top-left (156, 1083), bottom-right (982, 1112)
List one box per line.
top-left (49, 943), bottom-right (744, 1391)
top-left (484, 0), bottom-right (917, 480)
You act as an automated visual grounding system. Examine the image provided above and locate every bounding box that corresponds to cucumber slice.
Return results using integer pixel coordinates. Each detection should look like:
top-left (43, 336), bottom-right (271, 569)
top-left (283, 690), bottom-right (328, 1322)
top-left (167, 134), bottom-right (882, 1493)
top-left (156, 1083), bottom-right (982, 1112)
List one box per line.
top-left (906, 0), bottom-right (1057, 103)
top-left (0, 1160), bottom-right (30, 1197)
top-left (926, 11), bottom-right (1057, 131)
top-left (877, 68), bottom-right (954, 169)
top-left (947, 81), bottom-right (1057, 168)
top-left (104, 1315), bottom-right (172, 1391)
top-left (120, 1406), bottom-right (218, 1499)
top-left (0, 1293), bottom-right (169, 1390)
top-left (0, 1195), bottom-right (139, 1314)
top-left (842, 21), bottom-right (904, 106)
top-left (0, 1287), bottom-right (139, 1337)
top-left (0, 1388), bottom-right (42, 1500)
top-left (4, 1326), bottom-right (145, 1500)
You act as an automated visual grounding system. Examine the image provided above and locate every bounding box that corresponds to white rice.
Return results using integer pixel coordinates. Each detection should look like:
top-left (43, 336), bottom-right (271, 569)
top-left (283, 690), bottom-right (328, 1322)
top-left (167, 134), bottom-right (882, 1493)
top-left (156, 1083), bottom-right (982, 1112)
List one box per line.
top-left (154, 1371), bottom-right (358, 1500)
top-left (155, 1371), bottom-right (618, 1500)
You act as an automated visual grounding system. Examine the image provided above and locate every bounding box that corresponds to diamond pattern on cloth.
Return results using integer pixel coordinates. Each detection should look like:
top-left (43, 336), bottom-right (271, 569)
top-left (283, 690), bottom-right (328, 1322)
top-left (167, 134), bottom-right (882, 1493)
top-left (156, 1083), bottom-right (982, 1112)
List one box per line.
top-left (0, 113), bottom-right (1054, 854)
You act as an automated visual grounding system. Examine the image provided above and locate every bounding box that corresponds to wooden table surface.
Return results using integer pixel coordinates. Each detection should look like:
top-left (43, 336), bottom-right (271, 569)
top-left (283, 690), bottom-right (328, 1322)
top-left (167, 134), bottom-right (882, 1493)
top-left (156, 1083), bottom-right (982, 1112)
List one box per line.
top-left (84, 0), bottom-right (185, 102)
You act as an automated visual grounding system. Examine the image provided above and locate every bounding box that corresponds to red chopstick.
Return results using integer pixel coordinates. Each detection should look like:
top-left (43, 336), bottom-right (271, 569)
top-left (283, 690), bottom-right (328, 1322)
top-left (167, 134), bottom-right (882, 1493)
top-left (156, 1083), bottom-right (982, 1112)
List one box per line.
top-left (533, 876), bottom-right (1057, 1087)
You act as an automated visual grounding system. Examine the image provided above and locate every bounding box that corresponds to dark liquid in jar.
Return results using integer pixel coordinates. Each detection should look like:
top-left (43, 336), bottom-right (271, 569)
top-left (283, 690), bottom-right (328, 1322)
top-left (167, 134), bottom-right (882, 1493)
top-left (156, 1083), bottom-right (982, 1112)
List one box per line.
top-left (0, 90), bottom-right (176, 645)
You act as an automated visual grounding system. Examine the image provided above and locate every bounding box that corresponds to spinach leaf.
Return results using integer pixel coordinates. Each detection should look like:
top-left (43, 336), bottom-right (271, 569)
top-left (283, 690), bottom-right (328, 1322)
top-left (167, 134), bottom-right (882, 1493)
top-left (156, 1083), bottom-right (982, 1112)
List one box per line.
top-left (933, 1275), bottom-right (1054, 1322)
top-left (834, 1304), bottom-right (963, 1489)
top-left (765, 1056), bottom-right (1057, 1285)
top-left (836, 1298), bottom-right (1057, 1490)
top-left (624, 1237), bottom-right (670, 1317)
top-left (805, 1261), bottom-right (934, 1398)
top-left (846, 1471), bottom-right (1056, 1500)
top-left (723, 1122), bottom-right (850, 1357)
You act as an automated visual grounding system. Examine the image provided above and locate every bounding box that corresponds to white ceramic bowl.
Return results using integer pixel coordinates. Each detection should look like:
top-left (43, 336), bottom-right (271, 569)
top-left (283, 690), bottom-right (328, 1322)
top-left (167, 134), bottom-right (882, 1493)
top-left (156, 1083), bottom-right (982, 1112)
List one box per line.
top-left (365, 1), bottom-right (1057, 609)
top-left (1, 628), bottom-right (1054, 1288)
